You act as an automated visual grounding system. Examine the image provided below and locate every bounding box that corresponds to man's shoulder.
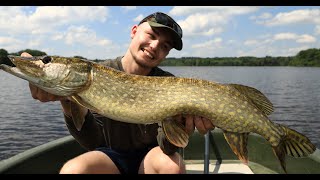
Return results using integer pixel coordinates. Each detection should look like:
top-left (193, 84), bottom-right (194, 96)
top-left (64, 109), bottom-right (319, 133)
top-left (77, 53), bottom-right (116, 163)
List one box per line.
top-left (99, 56), bottom-right (122, 70)
top-left (99, 56), bottom-right (121, 65)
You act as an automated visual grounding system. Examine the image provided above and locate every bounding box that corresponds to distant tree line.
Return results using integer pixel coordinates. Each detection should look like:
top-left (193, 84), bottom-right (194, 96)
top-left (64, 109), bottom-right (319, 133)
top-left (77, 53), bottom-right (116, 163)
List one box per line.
top-left (1, 48), bottom-right (320, 67)
top-left (161, 48), bottom-right (320, 67)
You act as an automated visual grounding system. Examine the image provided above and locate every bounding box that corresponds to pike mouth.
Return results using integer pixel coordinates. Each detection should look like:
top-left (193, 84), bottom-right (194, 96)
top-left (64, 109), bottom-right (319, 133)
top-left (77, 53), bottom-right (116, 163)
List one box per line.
top-left (0, 56), bottom-right (16, 67)
top-left (0, 55), bottom-right (45, 85)
top-left (0, 61), bottom-right (40, 86)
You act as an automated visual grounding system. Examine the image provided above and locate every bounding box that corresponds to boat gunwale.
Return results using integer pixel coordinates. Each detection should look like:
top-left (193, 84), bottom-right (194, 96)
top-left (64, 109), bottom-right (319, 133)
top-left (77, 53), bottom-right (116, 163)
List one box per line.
top-left (1, 129), bottom-right (320, 174)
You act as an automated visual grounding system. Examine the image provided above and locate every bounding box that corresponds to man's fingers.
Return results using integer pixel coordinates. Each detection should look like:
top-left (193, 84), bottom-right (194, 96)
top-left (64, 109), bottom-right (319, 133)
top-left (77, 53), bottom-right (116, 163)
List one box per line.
top-left (28, 83), bottom-right (65, 102)
top-left (29, 83), bottom-right (39, 100)
top-left (174, 114), bottom-right (183, 124)
top-left (185, 115), bottom-right (195, 135)
top-left (21, 52), bottom-right (32, 57)
top-left (194, 116), bottom-right (207, 135)
top-left (203, 118), bottom-right (215, 131)
top-left (38, 90), bottom-right (50, 102)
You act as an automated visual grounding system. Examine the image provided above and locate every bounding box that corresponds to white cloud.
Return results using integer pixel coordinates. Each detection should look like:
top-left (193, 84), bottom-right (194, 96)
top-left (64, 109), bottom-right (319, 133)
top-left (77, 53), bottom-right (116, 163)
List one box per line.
top-left (0, 6), bottom-right (318, 59)
top-left (64, 26), bottom-right (112, 47)
top-left (121, 6), bottom-right (137, 11)
top-left (258, 12), bottom-right (273, 19)
top-left (244, 39), bottom-right (259, 46)
top-left (0, 6), bottom-right (109, 35)
top-left (28, 38), bottom-right (42, 47)
top-left (296, 34), bottom-right (316, 43)
top-left (31, 6), bottom-right (108, 23)
top-left (0, 36), bottom-right (21, 44)
top-left (0, 36), bottom-right (24, 51)
top-left (263, 9), bottom-right (320, 26)
top-left (192, 38), bottom-right (222, 49)
top-left (273, 32), bottom-right (316, 43)
top-left (315, 25), bottom-right (320, 35)
top-left (287, 46), bottom-right (311, 55)
top-left (250, 12), bottom-right (273, 24)
top-left (51, 34), bottom-right (64, 41)
top-left (273, 32), bottom-right (298, 40)
top-left (237, 45), bottom-right (282, 57)
top-left (169, 6), bottom-right (259, 16)
top-left (178, 12), bottom-right (227, 37)
top-left (169, 6), bottom-right (258, 37)
top-left (134, 14), bottom-right (144, 22)
top-left (0, 7), bottom-right (32, 35)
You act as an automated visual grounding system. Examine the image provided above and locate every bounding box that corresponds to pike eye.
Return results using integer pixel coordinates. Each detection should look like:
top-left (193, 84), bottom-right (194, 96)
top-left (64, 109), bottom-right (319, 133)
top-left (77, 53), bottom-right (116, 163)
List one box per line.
top-left (42, 56), bottom-right (51, 64)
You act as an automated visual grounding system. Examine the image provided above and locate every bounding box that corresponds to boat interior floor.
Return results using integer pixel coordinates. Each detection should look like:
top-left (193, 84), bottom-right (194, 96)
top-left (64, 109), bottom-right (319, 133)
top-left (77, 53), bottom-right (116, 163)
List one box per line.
top-left (185, 160), bottom-right (277, 174)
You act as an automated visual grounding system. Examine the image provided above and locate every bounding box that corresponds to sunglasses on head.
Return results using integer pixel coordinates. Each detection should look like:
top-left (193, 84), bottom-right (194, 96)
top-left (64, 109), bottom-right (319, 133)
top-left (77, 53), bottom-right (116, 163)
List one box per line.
top-left (139, 12), bottom-right (183, 38)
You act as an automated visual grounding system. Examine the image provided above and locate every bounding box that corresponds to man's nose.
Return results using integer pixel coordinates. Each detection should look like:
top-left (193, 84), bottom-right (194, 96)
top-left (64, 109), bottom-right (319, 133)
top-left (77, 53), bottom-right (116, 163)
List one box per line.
top-left (150, 40), bottom-right (160, 49)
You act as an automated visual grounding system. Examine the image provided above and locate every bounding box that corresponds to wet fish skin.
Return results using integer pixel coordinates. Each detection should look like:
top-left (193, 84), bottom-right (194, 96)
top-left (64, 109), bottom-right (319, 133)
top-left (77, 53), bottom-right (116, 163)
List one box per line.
top-left (1, 55), bottom-right (316, 173)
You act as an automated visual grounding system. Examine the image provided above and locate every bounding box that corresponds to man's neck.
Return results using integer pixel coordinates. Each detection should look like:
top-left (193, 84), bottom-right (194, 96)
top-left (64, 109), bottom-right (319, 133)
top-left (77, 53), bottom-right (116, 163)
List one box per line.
top-left (121, 54), bottom-right (152, 76)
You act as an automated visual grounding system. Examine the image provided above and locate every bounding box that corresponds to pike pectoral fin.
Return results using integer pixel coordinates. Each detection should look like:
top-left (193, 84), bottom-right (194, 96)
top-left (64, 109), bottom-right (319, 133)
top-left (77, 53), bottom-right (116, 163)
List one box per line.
top-left (69, 95), bottom-right (99, 131)
top-left (70, 101), bottom-right (86, 131)
top-left (162, 117), bottom-right (189, 148)
top-left (223, 131), bottom-right (249, 165)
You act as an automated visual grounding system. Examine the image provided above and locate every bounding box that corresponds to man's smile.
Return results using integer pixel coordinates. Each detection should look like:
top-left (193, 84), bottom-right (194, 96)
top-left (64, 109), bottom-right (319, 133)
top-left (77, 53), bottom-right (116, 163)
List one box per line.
top-left (141, 48), bottom-right (155, 59)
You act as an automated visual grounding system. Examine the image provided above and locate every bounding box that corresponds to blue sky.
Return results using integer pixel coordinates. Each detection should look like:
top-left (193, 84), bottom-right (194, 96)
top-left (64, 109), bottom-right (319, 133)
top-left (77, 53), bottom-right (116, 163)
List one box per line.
top-left (0, 6), bottom-right (319, 59)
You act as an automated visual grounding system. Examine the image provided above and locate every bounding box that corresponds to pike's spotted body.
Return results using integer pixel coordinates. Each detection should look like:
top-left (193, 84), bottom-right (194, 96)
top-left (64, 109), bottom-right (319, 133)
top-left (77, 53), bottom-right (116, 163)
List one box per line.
top-left (86, 66), bottom-right (281, 144)
top-left (1, 55), bottom-right (316, 173)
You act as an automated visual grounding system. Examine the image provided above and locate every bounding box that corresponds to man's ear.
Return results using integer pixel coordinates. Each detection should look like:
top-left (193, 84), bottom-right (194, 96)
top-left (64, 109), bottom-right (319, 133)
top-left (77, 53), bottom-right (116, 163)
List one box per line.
top-left (130, 25), bottom-right (138, 39)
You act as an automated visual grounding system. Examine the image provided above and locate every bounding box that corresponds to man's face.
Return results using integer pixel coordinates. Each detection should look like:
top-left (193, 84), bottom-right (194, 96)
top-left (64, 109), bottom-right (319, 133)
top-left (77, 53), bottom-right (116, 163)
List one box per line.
top-left (129, 22), bottom-right (174, 68)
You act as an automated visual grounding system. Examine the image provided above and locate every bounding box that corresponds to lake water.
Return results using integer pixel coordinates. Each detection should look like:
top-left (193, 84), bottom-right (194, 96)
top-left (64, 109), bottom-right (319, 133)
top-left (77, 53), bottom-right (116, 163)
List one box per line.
top-left (0, 66), bottom-right (319, 160)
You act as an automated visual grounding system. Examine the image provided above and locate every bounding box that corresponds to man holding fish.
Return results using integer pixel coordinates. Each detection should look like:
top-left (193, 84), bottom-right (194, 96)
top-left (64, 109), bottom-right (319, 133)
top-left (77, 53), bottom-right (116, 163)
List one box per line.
top-left (22, 12), bottom-right (214, 174)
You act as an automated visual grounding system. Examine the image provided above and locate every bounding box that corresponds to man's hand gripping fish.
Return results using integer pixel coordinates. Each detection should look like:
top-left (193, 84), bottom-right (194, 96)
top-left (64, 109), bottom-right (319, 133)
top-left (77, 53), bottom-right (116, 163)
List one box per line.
top-left (0, 55), bottom-right (316, 173)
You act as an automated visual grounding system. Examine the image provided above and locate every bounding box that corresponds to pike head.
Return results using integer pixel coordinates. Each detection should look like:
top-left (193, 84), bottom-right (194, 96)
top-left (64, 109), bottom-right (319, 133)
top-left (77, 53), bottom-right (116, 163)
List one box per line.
top-left (1, 55), bottom-right (92, 96)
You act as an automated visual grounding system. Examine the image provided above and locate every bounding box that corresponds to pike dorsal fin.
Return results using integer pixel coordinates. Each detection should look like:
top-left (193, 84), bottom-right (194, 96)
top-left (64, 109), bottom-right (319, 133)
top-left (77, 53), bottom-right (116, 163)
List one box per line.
top-left (228, 84), bottom-right (274, 115)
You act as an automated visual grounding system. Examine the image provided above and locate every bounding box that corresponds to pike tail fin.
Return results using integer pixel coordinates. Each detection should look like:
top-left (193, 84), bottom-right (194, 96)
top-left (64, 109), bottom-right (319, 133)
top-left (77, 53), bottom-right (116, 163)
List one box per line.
top-left (223, 131), bottom-right (249, 165)
top-left (272, 125), bottom-right (316, 173)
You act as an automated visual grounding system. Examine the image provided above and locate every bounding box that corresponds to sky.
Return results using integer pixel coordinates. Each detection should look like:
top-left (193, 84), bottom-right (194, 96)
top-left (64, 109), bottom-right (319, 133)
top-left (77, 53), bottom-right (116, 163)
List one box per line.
top-left (0, 6), bottom-right (320, 59)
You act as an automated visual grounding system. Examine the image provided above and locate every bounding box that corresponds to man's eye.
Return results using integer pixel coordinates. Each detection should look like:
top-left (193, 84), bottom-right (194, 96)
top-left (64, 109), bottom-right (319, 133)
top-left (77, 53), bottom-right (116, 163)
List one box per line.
top-left (162, 44), bottom-right (171, 51)
top-left (164, 43), bottom-right (172, 50)
top-left (147, 33), bottom-right (155, 39)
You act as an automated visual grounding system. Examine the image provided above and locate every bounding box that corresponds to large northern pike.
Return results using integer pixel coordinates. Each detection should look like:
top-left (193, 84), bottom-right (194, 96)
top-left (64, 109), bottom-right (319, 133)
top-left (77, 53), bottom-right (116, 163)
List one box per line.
top-left (0, 55), bottom-right (316, 173)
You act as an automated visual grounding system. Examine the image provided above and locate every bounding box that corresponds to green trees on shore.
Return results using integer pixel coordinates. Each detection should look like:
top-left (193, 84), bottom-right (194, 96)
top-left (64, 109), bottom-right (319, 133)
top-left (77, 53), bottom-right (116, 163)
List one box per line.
top-left (288, 48), bottom-right (320, 66)
top-left (161, 48), bottom-right (320, 67)
top-left (1, 48), bottom-right (320, 67)
top-left (161, 56), bottom-right (292, 66)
